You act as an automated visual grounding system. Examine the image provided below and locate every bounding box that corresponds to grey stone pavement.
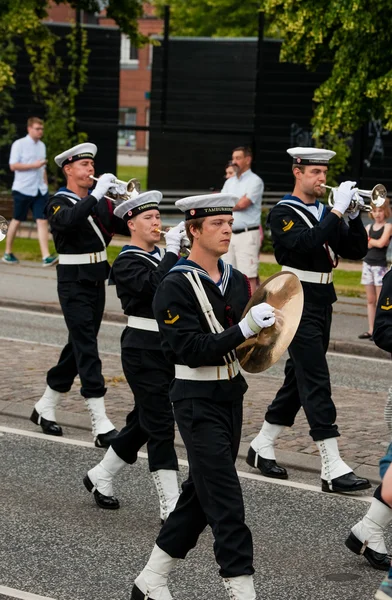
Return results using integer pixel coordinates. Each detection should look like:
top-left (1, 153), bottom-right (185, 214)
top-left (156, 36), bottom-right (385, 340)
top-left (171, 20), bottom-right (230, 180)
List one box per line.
top-left (0, 256), bottom-right (390, 484)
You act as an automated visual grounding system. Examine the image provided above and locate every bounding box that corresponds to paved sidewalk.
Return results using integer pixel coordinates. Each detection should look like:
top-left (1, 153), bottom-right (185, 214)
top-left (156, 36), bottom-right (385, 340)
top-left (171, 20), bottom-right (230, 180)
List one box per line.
top-left (0, 338), bottom-right (388, 483)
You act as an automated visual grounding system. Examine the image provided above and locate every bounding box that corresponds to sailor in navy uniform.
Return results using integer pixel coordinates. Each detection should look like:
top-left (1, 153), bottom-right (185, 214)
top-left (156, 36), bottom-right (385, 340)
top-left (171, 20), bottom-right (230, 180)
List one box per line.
top-left (83, 191), bottom-right (184, 519)
top-left (130, 194), bottom-right (277, 600)
top-left (247, 147), bottom-right (371, 494)
top-left (344, 269), bottom-right (392, 571)
top-left (30, 143), bottom-right (128, 448)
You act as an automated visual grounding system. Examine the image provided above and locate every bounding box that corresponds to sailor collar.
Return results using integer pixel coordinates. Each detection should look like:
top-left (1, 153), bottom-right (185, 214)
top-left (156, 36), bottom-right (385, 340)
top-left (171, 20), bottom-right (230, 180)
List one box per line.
top-left (277, 194), bottom-right (326, 221)
top-left (170, 257), bottom-right (232, 294)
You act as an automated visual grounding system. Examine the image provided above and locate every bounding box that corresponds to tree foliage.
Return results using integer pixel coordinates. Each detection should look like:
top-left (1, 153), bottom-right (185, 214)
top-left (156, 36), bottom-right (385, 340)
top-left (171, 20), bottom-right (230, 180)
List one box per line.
top-left (0, 0), bottom-right (149, 183)
top-left (153, 0), bottom-right (262, 37)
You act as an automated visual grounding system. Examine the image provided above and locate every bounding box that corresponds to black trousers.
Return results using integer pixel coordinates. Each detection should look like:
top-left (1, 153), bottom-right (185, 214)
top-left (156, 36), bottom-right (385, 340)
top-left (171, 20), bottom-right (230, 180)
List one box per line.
top-left (46, 280), bottom-right (106, 398)
top-left (156, 397), bottom-right (254, 578)
top-left (265, 302), bottom-right (339, 441)
top-left (111, 348), bottom-right (178, 472)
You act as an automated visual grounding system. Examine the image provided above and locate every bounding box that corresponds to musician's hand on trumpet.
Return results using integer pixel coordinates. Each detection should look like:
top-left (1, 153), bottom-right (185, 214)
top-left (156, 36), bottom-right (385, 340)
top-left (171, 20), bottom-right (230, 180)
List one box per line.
top-left (90, 173), bottom-right (117, 201)
top-left (330, 180), bottom-right (358, 218)
top-left (89, 174), bottom-right (141, 206)
top-left (321, 181), bottom-right (387, 215)
top-left (153, 222), bottom-right (191, 255)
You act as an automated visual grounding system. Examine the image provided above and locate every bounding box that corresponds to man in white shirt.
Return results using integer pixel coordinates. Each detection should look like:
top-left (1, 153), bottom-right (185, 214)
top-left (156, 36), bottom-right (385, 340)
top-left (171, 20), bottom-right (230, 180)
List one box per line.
top-left (3, 117), bottom-right (58, 266)
top-left (221, 146), bottom-right (264, 294)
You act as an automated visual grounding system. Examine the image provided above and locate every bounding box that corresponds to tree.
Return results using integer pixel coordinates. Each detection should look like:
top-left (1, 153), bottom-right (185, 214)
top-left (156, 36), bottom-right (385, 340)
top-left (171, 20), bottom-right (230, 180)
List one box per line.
top-left (261, 0), bottom-right (392, 141)
top-left (0, 0), bottom-right (150, 182)
top-left (153, 0), bottom-right (261, 37)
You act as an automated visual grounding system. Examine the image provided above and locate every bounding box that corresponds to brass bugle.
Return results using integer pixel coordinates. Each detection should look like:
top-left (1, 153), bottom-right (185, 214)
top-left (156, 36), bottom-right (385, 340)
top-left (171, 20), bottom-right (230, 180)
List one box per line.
top-left (320, 183), bottom-right (387, 213)
top-left (153, 227), bottom-right (190, 255)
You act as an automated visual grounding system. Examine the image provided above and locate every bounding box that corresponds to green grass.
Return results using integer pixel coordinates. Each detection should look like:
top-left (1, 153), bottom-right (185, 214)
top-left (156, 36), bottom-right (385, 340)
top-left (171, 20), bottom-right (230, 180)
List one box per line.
top-left (259, 262), bottom-right (363, 297)
top-left (2, 236), bottom-right (365, 297)
top-left (116, 166), bottom-right (147, 191)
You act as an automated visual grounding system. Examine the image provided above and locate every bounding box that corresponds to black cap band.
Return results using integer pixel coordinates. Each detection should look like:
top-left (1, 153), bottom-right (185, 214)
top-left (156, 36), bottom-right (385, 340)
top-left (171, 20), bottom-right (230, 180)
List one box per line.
top-left (185, 206), bottom-right (233, 221)
top-left (123, 202), bottom-right (160, 221)
top-left (61, 152), bottom-right (95, 167)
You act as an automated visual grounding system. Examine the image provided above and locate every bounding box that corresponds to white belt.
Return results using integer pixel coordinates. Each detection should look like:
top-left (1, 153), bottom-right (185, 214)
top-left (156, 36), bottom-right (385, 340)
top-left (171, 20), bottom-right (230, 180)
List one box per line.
top-left (58, 249), bottom-right (108, 265)
top-left (281, 266), bottom-right (333, 285)
top-left (174, 361), bottom-right (240, 381)
top-left (127, 316), bottom-right (159, 332)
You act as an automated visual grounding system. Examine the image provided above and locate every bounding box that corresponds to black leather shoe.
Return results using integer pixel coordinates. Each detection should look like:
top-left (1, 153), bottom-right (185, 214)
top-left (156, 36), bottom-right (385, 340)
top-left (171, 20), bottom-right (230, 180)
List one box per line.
top-left (321, 472), bottom-right (371, 493)
top-left (345, 532), bottom-right (390, 570)
top-left (30, 408), bottom-right (63, 436)
top-left (83, 474), bottom-right (120, 510)
top-left (130, 584), bottom-right (146, 600)
top-left (246, 446), bottom-right (288, 479)
top-left (94, 428), bottom-right (118, 448)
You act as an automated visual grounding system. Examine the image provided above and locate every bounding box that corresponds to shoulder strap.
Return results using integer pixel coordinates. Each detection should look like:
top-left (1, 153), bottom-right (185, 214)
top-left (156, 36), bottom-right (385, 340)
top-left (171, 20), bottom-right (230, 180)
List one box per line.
top-left (57, 193), bottom-right (106, 250)
top-left (277, 201), bottom-right (337, 266)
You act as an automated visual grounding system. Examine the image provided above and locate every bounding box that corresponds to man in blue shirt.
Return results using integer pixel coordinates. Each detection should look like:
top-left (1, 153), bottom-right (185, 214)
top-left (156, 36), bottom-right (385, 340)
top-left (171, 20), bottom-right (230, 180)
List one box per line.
top-left (221, 146), bottom-right (264, 294)
top-left (3, 117), bottom-right (58, 266)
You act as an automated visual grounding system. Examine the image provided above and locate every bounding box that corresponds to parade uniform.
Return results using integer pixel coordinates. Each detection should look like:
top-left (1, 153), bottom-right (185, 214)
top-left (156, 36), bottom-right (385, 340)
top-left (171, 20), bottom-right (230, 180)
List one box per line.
top-left (248, 147), bottom-right (371, 495)
top-left (108, 245), bottom-right (179, 472)
top-left (152, 256), bottom-right (253, 577)
top-left (31, 143), bottom-right (127, 447)
top-left (264, 194), bottom-right (367, 439)
top-left (84, 191), bottom-right (183, 519)
top-left (130, 193), bottom-right (278, 600)
top-left (45, 186), bottom-right (128, 398)
top-left (374, 268), bottom-right (392, 352)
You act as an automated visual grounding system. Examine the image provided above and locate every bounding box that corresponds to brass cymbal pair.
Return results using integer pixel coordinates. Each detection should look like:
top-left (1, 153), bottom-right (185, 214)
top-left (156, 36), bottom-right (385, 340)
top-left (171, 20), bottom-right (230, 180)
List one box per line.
top-left (236, 272), bottom-right (304, 373)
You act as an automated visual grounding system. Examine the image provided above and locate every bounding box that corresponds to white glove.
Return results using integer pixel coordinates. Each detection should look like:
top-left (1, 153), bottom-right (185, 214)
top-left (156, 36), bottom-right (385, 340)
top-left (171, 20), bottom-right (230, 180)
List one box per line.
top-left (92, 173), bottom-right (116, 201)
top-left (239, 302), bottom-right (276, 339)
top-left (332, 180), bottom-right (357, 215)
top-left (165, 220), bottom-right (186, 254)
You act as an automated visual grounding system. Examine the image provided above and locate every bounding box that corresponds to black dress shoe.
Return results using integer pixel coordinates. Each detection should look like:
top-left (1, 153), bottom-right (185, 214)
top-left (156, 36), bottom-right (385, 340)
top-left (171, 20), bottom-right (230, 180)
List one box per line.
top-left (345, 532), bottom-right (390, 570)
top-left (246, 446), bottom-right (288, 479)
top-left (321, 472), bottom-right (371, 493)
top-left (94, 428), bottom-right (118, 448)
top-left (30, 408), bottom-right (63, 436)
top-left (130, 584), bottom-right (146, 600)
top-left (83, 474), bottom-right (120, 510)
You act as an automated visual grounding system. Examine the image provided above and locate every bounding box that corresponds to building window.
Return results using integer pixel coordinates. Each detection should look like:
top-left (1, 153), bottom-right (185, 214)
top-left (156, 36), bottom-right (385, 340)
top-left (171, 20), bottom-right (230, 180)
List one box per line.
top-left (118, 108), bottom-right (137, 149)
top-left (120, 34), bottom-right (139, 67)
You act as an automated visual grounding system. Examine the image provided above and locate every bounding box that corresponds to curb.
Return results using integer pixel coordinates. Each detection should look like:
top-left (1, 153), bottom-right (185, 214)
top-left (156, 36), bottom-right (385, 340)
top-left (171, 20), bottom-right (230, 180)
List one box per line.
top-left (0, 297), bottom-right (389, 359)
top-left (0, 403), bottom-right (381, 485)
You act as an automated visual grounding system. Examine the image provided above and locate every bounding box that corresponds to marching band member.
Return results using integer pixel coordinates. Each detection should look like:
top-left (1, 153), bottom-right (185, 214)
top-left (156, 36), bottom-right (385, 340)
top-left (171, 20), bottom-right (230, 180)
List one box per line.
top-left (247, 147), bottom-right (371, 494)
top-left (30, 143), bottom-right (128, 447)
top-left (84, 191), bottom-right (184, 520)
top-left (130, 193), bottom-right (276, 600)
top-left (345, 268), bottom-right (392, 571)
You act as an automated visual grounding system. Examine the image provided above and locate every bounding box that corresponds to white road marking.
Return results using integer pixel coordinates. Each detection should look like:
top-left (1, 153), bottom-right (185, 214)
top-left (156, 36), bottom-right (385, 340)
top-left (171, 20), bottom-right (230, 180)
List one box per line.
top-left (0, 306), bottom-right (124, 327)
top-left (0, 585), bottom-right (57, 600)
top-left (0, 426), bottom-right (373, 503)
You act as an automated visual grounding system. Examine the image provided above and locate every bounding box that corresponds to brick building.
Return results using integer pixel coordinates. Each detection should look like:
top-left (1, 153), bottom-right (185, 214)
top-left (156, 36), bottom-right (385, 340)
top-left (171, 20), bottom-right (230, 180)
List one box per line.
top-left (44, 2), bottom-right (163, 151)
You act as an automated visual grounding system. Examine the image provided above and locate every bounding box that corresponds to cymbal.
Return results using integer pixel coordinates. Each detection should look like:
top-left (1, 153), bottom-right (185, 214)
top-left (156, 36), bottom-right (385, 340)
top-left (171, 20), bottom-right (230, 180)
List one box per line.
top-left (236, 271), bottom-right (304, 373)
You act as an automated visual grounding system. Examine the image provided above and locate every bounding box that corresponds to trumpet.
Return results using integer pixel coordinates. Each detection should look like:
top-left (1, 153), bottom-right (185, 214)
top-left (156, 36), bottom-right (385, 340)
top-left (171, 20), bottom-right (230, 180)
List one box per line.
top-left (153, 227), bottom-right (191, 255)
top-left (320, 183), bottom-right (387, 213)
top-left (89, 175), bottom-right (141, 206)
top-left (0, 215), bottom-right (8, 241)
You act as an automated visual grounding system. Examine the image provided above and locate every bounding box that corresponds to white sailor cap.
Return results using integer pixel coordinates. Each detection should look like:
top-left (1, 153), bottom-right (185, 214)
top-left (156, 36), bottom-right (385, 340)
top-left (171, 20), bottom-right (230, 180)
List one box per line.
top-left (287, 147), bottom-right (336, 166)
top-left (113, 191), bottom-right (163, 221)
top-left (54, 142), bottom-right (97, 168)
top-left (175, 193), bottom-right (238, 221)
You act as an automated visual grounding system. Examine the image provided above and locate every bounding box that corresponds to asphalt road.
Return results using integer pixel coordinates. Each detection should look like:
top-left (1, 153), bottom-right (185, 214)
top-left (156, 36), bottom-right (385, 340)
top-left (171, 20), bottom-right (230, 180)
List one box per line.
top-left (0, 423), bottom-right (388, 600)
top-left (0, 306), bottom-right (389, 394)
